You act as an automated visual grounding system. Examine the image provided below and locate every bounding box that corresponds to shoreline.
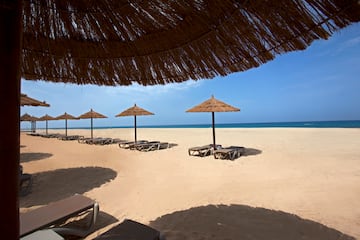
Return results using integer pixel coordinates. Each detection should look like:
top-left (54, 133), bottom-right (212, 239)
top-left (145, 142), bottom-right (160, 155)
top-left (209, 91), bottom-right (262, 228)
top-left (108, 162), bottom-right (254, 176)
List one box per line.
top-left (20, 128), bottom-right (360, 239)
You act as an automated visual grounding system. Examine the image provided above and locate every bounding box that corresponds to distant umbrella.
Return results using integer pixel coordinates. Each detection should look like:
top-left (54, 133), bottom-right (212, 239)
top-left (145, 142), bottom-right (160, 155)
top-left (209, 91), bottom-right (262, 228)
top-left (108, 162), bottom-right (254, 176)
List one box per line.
top-left (20, 113), bottom-right (40, 132)
top-left (186, 95), bottom-right (240, 150)
top-left (55, 112), bottom-right (79, 136)
top-left (115, 104), bottom-right (154, 143)
top-left (20, 93), bottom-right (49, 107)
top-left (78, 109), bottom-right (107, 139)
top-left (39, 114), bottom-right (56, 135)
top-left (20, 113), bottom-right (38, 122)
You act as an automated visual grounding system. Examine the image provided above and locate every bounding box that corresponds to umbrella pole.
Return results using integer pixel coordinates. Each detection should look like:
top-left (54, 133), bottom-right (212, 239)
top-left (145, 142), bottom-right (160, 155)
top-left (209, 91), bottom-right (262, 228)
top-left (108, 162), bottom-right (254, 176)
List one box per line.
top-left (65, 119), bottom-right (68, 136)
top-left (212, 112), bottom-right (216, 150)
top-left (134, 115), bottom-right (137, 143)
top-left (46, 120), bottom-right (48, 135)
top-left (0, 0), bottom-right (22, 237)
top-left (91, 117), bottom-right (93, 139)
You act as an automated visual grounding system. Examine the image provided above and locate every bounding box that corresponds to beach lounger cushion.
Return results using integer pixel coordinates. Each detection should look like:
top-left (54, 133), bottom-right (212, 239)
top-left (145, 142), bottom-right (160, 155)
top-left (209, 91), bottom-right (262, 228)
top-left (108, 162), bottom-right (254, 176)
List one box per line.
top-left (20, 194), bottom-right (99, 238)
top-left (94, 219), bottom-right (160, 240)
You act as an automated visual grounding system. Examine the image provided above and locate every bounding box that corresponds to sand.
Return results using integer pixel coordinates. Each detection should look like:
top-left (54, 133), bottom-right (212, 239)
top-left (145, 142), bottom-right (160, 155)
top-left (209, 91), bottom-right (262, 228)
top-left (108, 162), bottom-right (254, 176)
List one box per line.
top-left (19, 127), bottom-right (360, 239)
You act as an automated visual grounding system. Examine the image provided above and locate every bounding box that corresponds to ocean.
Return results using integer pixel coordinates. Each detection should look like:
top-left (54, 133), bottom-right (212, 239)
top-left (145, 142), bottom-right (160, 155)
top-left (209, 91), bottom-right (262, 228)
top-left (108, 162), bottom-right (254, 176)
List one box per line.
top-left (68, 120), bottom-right (360, 129)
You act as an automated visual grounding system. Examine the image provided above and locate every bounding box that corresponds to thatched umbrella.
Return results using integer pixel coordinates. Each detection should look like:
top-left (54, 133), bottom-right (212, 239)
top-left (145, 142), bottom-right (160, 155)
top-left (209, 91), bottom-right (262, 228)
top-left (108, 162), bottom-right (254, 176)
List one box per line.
top-left (115, 104), bottom-right (154, 143)
top-left (78, 109), bottom-right (107, 139)
top-left (2, 1), bottom-right (360, 237)
top-left (39, 114), bottom-right (56, 135)
top-left (186, 96), bottom-right (240, 150)
top-left (55, 113), bottom-right (79, 137)
top-left (20, 113), bottom-right (40, 133)
top-left (20, 93), bottom-right (49, 107)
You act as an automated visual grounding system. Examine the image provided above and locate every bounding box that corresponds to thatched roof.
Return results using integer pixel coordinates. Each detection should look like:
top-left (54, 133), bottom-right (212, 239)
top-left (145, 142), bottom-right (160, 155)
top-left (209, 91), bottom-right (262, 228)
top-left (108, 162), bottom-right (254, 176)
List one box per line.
top-left (55, 112), bottom-right (79, 120)
top-left (21, 0), bottom-right (360, 86)
top-left (20, 113), bottom-right (39, 121)
top-left (20, 94), bottom-right (49, 107)
top-left (39, 114), bottom-right (56, 121)
top-left (116, 104), bottom-right (154, 117)
top-left (187, 95), bottom-right (240, 113)
top-left (78, 109), bottom-right (107, 119)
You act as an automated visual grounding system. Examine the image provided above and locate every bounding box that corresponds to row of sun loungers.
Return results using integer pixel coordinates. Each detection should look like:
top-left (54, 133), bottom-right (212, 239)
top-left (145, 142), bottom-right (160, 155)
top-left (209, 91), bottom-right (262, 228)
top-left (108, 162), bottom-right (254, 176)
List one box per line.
top-left (20, 194), bottom-right (161, 240)
top-left (78, 137), bottom-right (127, 145)
top-left (27, 133), bottom-right (127, 146)
top-left (188, 144), bottom-right (245, 160)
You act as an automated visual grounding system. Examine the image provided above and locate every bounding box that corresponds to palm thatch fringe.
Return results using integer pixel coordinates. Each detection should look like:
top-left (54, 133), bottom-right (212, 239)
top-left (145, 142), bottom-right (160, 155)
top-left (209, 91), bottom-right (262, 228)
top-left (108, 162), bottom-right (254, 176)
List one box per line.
top-left (21, 0), bottom-right (360, 86)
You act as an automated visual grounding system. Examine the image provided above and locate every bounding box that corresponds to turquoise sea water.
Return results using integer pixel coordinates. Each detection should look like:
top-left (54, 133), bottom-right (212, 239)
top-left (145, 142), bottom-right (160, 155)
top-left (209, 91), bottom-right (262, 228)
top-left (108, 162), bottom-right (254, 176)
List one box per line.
top-left (64, 120), bottom-right (360, 129)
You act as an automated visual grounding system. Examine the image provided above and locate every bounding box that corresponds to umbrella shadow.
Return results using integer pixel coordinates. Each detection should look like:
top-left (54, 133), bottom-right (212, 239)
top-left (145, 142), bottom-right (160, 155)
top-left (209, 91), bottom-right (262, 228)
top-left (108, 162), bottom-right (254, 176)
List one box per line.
top-left (20, 152), bottom-right (53, 163)
top-left (150, 204), bottom-right (355, 240)
top-left (243, 147), bottom-right (262, 156)
top-left (168, 143), bottom-right (178, 148)
top-left (20, 167), bottom-right (117, 208)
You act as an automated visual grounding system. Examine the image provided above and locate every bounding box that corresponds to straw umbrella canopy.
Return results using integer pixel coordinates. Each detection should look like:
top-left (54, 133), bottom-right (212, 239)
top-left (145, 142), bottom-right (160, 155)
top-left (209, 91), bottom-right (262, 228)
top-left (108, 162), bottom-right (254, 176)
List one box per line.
top-left (20, 93), bottom-right (49, 107)
top-left (115, 104), bottom-right (154, 143)
top-left (55, 113), bottom-right (79, 137)
top-left (78, 109), bottom-right (107, 139)
top-left (2, 1), bottom-right (360, 238)
top-left (20, 113), bottom-right (38, 122)
top-left (186, 96), bottom-right (240, 150)
top-left (20, 113), bottom-right (40, 132)
top-left (39, 114), bottom-right (56, 135)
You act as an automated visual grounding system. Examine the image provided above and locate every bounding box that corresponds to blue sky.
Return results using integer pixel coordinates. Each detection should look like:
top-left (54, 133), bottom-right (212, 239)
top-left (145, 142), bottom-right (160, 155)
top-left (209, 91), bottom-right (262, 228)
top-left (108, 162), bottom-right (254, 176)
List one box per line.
top-left (21, 23), bottom-right (360, 129)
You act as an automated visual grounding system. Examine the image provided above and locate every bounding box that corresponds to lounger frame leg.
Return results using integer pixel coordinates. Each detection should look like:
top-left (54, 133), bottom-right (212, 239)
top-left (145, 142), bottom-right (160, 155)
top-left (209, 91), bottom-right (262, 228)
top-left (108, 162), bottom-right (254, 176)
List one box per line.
top-left (52, 202), bottom-right (99, 237)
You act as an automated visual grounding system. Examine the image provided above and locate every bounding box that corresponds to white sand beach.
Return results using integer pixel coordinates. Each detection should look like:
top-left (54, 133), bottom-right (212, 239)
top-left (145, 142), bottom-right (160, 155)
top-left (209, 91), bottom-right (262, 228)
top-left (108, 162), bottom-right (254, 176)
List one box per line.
top-left (19, 127), bottom-right (360, 239)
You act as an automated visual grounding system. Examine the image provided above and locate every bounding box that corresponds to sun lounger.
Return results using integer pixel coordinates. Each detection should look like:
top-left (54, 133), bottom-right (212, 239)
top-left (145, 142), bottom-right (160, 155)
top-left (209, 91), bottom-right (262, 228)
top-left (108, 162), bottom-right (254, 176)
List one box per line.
top-left (78, 137), bottom-right (102, 144)
top-left (20, 194), bottom-right (99, 238)
top-left (58, 135), bottom-right (83, 141)
top-left (42, 133), bottom-right (64, 138)
top-left (135, 141), bottom-right (160, 151)
top-left (94, 219), bottom-right (160, 240)
top-left (133, 141), bottom-right (171, 152)
top-left (111, 138), bottom-right (128, 144)
top-left (214, 146), bottom-right (245, 160)
top-left (188, 144), bottom-right (222, 157)
top-left (119, 140), bottom-right (148, 149)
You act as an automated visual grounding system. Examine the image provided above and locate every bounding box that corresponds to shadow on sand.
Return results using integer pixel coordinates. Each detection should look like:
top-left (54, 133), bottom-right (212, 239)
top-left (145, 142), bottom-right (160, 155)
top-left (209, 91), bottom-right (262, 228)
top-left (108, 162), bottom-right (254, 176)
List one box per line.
top-left (20, 167), bottom-right (117, 208)
top-left (20, 152), bottom-right (53, 163)
top-left (150, 204), bottom-right (355, 240)
top-left (243, 147), bottom-right (262, 156)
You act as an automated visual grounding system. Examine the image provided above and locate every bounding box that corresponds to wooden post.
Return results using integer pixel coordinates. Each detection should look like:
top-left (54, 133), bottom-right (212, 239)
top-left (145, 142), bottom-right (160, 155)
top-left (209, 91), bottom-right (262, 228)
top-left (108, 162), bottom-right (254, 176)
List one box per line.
top-left (134, 115), bottom-right (137, 143)
top-left (212, 112), bottom-right (216, 150)
top-left (0, 0), bottom-right (22, 238)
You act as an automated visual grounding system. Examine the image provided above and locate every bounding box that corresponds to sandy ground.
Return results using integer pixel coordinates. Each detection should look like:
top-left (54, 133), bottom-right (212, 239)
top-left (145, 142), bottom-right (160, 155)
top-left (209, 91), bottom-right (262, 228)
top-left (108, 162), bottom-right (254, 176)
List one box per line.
top-left (19, 127), bottom-right (360, 239)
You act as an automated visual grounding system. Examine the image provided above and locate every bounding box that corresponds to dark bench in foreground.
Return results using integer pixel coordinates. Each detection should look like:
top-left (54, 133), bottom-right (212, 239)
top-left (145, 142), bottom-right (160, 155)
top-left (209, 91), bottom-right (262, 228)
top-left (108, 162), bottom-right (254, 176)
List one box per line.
top-left (20, 194), bottom-right (99, 238)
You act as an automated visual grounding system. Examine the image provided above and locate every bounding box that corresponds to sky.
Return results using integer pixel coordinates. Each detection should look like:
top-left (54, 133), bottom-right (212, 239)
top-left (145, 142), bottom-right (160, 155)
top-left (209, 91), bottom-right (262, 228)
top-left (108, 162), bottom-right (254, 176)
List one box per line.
top-left (21, 23), bottom-right (360, 129)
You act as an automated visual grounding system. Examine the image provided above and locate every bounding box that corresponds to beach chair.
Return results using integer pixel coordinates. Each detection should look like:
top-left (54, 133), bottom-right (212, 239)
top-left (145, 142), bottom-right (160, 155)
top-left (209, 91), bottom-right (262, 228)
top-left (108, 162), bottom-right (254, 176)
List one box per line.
top-left (119, 140), bottom-right (148, 149)
top-left (188, 144), bottom-right (221, 157)
top-left (20, 194), bottom-right (99, 238)
top-left (42, 133), bottom-right (64, 138)
top-left (135, 141), bottom-right (160, 151)
top-left (214, 146), bottom-right (245, 160)
top-left (111, 138), bottom-right (128, 144)
top-left (94, 219), bottom-right (160, 240)
top-left (59, 135), bottom-right (83, 141)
